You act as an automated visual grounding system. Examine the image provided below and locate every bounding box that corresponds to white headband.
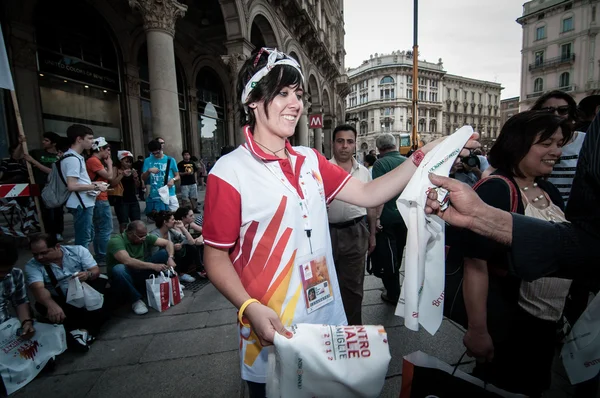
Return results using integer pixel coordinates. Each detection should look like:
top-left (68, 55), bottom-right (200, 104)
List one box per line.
top-left (241, 48), bottom-right (304, 113)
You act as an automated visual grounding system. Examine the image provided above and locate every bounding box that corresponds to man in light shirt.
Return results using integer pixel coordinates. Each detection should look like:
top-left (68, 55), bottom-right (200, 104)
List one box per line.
top-left (327, 124), bottom-right (376, 325)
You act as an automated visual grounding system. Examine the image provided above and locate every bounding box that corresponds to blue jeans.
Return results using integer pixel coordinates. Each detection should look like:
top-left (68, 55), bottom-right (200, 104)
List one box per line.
top-left (91, 200), bottom-right (113, 261)
top-left (110, 250), bottom-right (169, 303)
top-left (68, 206), bottom-right (94, 249)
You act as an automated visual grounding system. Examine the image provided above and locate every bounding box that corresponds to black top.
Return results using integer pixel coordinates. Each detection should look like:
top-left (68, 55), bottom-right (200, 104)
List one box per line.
top-left (509, 112), bottom-right (600, 281)
top-left (29, 149), bottom-right (59, 186)
top-left (177, 161), bottom-right (197, 186)
top-left (121, 173), bottom-right (137, 202)
top-left (0, 157), bottom-right (27, 183)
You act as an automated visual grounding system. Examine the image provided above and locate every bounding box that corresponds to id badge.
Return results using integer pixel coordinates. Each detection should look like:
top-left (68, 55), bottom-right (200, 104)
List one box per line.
top-left (297, 250), bottom-right (334, 314)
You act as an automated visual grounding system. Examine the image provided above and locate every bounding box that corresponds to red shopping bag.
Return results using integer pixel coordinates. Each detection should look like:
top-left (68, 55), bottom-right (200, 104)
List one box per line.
top-left (167, 268), bottom-right (184, 305)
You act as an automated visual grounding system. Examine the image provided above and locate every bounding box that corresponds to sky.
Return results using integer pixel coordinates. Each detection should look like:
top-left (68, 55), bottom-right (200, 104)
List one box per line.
top-left (343, 0), bottom-right (526, 99)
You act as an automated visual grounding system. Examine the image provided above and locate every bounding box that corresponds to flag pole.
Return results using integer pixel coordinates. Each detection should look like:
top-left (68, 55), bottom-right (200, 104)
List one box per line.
top-left (9, 90), bottom-right (46, 234)
top-left (411, 0), bottom-right (419, 150)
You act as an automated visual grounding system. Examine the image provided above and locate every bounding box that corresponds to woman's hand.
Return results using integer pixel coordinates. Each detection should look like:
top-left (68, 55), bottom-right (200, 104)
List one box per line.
top-left (174, 243), bottom-right (183, 251)
top-left (422, 132), bottom-right (481, 158)
top-left (195, 236), bottom-right (204, 245)
top-left (20, 321), bottom-right (35, 340)
top-left (244, 302), bottom-right (292, 346)
top-left (464, 328), bottom-right (494, 362)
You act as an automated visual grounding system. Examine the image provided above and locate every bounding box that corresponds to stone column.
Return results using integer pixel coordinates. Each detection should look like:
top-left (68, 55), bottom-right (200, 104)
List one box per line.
top-left (323, 129), bottom-right (332, 158)
top-left (129, 0), bottom-right (187, 158)
top-left (187, 87), bottom-right (200, 157)
top-left (123, 64), bottom-right (144, 156)
top-left (9, 22), bottom-right (43, 149)
top-left (223, 41), bottom-right (254, 145)
top-left (298, 111), bottom-right (309, 147)
top-left (314, 128), bottom-right (323, 153)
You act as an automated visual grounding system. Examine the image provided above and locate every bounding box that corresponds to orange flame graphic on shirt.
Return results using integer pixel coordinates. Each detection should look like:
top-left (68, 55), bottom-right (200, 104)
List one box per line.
top-left (310, 170), bottom-right (323, 185)
top-left (17, 340), bottom-right (40, 360)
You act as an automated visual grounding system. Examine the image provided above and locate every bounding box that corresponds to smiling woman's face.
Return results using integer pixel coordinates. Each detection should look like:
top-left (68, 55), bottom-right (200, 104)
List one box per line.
top-left (518, 128), bottom-right (564, 178)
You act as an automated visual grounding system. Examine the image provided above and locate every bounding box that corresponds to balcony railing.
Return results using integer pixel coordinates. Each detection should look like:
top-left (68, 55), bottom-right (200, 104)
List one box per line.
top-left (529, 54), bottom-right (575, 71)
top-left (527, 85), bottom-right (576, 99)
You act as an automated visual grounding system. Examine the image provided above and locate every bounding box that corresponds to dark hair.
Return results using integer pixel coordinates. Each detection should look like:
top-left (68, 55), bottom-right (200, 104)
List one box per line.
top-left (364, 154), bottom-right (377, 167)
top-left (578, 95), bottom-right (600, 120)
top-left (0, 241), bottom-right (18, 266)
top-left (154, 211), bottom-right (173, 228)
top-left (29, 232), bottom-right (58, 250)
top-left (137, 155), bottom-right (144, 160)
top-left (174, 206), bottom-right (192, 221)
top-left (332, 124), bottom-right (357, 141)
top-left (43, 131), bottom-right (61, 144)
top-left (530, 90), bottom-right (578, 123)
top-left (182, 150), bottom-right (190, 157)
top-left (220, 145), bottom-right (235, 157)
top-left (148, 139), bottom-right (161, 152)
top-left (488, 110), bottom-right (573, 178)
top-left (237, 48), bottom-right (304, 131)
top-left (66, 124), bottom-right (93, 145)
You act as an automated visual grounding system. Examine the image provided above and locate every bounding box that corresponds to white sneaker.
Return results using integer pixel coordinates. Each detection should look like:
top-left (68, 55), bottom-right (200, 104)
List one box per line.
top-left (132, 300), bottom-right (148, 315)
top-left (69, 329), bottom-right (89, 352)
top-left (179, 274), bottom-right (196, 283)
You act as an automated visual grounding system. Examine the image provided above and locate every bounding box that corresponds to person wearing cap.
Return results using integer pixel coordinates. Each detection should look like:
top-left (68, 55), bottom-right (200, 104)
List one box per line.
top-left (62, 125), bottom-right (108, 251)
top-left (111, 150), bottom-right (141, 232)
top-left (86, 136), bottom-right (114, 264)
top-left (202, 47), bottom-right (480, 396)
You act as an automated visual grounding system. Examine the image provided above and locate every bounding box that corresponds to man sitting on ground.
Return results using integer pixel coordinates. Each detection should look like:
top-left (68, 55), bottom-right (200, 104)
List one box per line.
top-left (26, 233), bottom-right (107, 352)
top-left (106, 220), bottom-right (176, 315)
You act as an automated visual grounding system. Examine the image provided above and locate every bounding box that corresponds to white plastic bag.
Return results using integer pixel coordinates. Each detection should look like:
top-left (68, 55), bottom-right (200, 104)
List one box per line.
top-left (146, 273), bottom-right (170, 312)
top-left (66, 277), bottom-right (85, 308)
top-left (561, 293), bottom-right (600, 384)
top-left (395, 126), bottom-right (473, 335)
top-left (0, 319), bottom-right (67, 395)
top-left (266, 323), bottom-right (391, 398)
top-left (82, 282), bottom-right (104, 311)
top-left (158, 185), bottom-right (170, 205)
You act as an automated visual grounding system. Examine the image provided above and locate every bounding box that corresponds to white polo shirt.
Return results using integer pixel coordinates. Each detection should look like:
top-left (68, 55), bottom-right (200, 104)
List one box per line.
top-left (203, 126), bottom-right (350, 383)
top-left (61, 149), bottom-right (95, 209)
top-left (327, 157), bottom-right (371, 223)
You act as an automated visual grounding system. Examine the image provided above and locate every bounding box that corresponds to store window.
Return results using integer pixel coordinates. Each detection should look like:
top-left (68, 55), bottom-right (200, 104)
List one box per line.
top-left (197, 67), bottom-right (226, 162)
top-left (35, 0), bottom-right (122, 144)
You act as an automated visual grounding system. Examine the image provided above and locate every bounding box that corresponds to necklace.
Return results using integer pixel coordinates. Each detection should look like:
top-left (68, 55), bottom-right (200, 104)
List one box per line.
top-left (254, 140), bottom-right (287, 157)
top-left (521, 182), bottom-right (537, 191)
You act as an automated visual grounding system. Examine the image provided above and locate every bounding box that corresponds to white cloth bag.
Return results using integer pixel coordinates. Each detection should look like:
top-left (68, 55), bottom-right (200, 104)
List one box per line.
top-left (146, 273), bottom-right (171, 312)
top-left (158, 185), bottom-right (170, 205)
top-left (395, 126), bottom-right (473, 335)
top-left (0, 319), bottom-right (67, 395)
top-left (561, 293), bottom-right (600, 384)
top-left (266, 323), bottom-right (391, 398)
top-left (66, 277), bottom-right (104, 311)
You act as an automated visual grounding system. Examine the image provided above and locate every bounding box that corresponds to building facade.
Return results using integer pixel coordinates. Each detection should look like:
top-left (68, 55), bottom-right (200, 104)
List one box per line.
top-left (0, 0), bottom-right (347, 160)
top-left (345, 52), bottom-right (502, 156)
top-left (500, 96), bottom-right (520, 126)
top-left (517, 0), bottom-right (600, 110)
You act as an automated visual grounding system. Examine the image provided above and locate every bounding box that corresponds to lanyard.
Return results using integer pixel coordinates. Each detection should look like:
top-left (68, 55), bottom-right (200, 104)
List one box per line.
top-left (260, 154), bottom-right (314, 253)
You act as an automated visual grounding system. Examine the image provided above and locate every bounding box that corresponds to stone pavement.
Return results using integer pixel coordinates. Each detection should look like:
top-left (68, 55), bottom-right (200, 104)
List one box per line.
top-left (8, 187), bottom-right (578, 398)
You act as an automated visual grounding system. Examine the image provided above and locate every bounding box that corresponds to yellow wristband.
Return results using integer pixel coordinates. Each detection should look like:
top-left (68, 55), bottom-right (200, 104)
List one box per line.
top-left (238, 298), bottom-right (260, 327)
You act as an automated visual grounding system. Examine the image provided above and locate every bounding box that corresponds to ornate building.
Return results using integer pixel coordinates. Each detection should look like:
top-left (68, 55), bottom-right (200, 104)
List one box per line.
top-left (517, 0), bottom-right (600, 109)
top-left (345, 52), bottom-right (502, 156)
top-left (0, 0), bottom-right (347, 160)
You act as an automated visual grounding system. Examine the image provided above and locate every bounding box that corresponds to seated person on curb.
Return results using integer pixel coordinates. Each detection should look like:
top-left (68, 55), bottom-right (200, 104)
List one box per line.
top-left (26, 233), bottom-right (107, 352)
top-left (150, 211), bottom-right (198, 283)
top-left (106, 220), bottom-right (176, 315)
top-left (174, 207), bottom-right (207, 277)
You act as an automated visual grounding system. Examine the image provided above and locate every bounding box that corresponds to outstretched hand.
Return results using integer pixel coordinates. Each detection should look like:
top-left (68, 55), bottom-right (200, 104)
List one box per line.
top-left (425, 174), bottom-right (485, 229)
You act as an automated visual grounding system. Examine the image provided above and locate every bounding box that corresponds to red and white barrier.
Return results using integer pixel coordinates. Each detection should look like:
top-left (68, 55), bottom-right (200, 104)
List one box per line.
top-left (0, 183), bottom-right (31, 198)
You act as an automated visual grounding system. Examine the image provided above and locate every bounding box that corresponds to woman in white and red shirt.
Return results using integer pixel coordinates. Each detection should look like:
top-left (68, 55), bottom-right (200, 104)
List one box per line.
top-left (202, 47), bottom-right (480, 397)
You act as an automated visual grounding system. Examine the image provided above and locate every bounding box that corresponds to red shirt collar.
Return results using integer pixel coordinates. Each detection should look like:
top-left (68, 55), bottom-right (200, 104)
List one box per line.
top-left (243, 125), bottom-right (298, 161)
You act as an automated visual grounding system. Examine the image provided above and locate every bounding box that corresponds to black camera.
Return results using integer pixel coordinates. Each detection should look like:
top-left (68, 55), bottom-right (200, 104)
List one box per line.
top-left (461, 155), bottom-right (480, 169)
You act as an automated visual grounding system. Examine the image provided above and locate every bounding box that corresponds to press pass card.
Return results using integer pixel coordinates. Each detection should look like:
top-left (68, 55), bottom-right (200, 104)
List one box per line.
top-left (298, 252), bottom-right (334, 314)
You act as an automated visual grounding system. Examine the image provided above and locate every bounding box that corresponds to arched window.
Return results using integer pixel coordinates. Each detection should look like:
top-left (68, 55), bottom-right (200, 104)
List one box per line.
top-left (559, 72), bottom-right (570, 88)
top-left (418, 119), bottom-right (426, 132)
top-left (380, 76), bottom-right (394, 84)
top-left (429, 120), bottom-right (437, 133)
top-left (534, 78), bottom-right (544, 93)
top-left (197, 67), bottom-right (226, 162)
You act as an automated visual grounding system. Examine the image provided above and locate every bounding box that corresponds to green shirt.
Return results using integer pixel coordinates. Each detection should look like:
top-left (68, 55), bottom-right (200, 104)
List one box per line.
top-left (106, 232), bottom-right (158, 275)
top-left (30, 149), bottom-right (59, 186)
top-left (372, 151), bottom-right (407, 226)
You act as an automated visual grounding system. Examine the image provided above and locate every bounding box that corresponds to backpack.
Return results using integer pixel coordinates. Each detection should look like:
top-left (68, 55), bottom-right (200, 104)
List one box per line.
top-left (41, 154), bottom-right (86, 209)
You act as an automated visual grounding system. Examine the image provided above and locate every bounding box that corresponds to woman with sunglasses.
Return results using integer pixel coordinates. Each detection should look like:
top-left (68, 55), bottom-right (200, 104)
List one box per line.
top-left (202, 47), bottom-right (480, 397)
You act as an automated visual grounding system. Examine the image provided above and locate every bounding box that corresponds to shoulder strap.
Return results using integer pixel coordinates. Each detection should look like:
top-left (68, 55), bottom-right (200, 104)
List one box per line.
top-left (42, 263), bottom-right (67, 301)
top-left (472, 175), bottom-right (518, 213)
top-left (164, 156), bottom-right (172, 186)
top-left (57, 154), bottom-right (86, 209)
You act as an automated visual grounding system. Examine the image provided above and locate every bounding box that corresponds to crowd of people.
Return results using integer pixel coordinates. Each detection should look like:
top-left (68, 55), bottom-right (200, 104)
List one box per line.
top-left (1, 45), bottom-right (599, 397)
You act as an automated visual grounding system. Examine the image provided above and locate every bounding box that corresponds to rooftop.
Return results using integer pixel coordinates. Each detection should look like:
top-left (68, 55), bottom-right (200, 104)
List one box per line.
top-left (347, 51), bottom-right (445, 77)
top-left (518, 0), bottom-right (569, 23)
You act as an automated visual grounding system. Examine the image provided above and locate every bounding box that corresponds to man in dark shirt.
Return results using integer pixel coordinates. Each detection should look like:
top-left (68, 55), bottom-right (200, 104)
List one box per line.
top-left (177, 150), bottom-right (199, 213)
top-left (15, 132), bottom-right (64, 240)
top-left (371, 133), bottom-right (408, 304)
top-left (0, 144), bottom-right (28, 184)
top-left (133, 155), bottom-right (145, 201)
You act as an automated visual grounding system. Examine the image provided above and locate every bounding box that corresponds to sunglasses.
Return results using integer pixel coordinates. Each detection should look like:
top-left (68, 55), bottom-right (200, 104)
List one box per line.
top-left (541, 106), bottom-right (570, 116)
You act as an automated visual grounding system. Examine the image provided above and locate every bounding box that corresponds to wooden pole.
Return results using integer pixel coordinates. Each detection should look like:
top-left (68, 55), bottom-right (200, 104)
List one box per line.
top-left (411, 0), bottom-right (419, 150)
top-left (9, 90), bottom-right (45, 233)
